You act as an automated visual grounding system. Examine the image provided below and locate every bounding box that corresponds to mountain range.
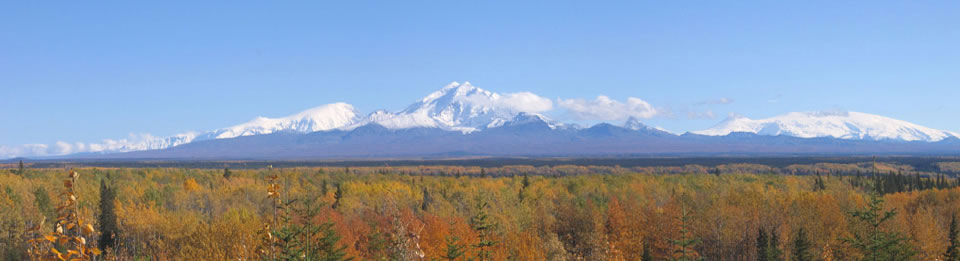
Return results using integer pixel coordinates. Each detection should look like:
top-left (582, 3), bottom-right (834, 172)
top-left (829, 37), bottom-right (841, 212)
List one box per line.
top-left (31, 82), bottom-right (960, 159)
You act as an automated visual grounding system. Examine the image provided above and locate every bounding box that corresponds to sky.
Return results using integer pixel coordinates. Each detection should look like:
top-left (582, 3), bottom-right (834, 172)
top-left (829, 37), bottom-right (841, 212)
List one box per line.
top-left (2, 1), bottom-right (959, 156)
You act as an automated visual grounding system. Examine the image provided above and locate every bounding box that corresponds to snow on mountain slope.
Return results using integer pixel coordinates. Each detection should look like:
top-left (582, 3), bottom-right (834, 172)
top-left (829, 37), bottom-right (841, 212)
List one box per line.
top-left (350, 110), bottom-right (440, 130)
top-left (622, 117), bottom-right (676, 135)
top-left (693, 111), bottom-right (958, 142)
top-left (354, 81), bottom-right (548, 132)
top-left (75, 103), bottom-right (361, 155)
top-left (497, 112), bottom-right (565, 129)
top-left (623, 117), bottom-right (655, 131)
top-left (208, 103), bottom-right (361, 139)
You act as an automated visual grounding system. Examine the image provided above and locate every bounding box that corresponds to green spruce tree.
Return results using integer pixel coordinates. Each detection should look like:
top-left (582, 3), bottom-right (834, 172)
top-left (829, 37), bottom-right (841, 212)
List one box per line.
top-left (441, 236), bottom-right (466, 261)
top-left (97, 179), bottom-right (119, 251)
top-left (271, 197), bottom-right (350, 260)
top-left (470, 200), bottom-right (497, 261)
top-left (946, 214), bottom-right (960, 261)
top-left (332, 184), bottom-right (342, 209)
top-left (768, 229), bottom-right (783, 261)
top-left (670, 198), bottom-right (702, 261)
top-left (791, 228), bottom-right (812, 261)
top-left (757, 227), bottom-right (769, 261)
top-left (841, 193), bottom-right (916, 260)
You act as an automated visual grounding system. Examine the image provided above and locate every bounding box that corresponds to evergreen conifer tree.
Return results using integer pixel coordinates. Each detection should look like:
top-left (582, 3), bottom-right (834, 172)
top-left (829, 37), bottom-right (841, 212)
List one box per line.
top-left (946, 214), bottom-right (960, 261)
top-left (841, 193), bottom-right (916, 260)
top-left (271, 197), bottom-right (350, 260)
top-left (768, 229), bottom-right (783, 261)
top-left (670, 198), bottom-right (702, 261)
top-left (97, 179), bottom-right (118, 251)
top-left (470, 200), bottom-right (497, 261)
top-left (441, 236), bottom-right (465, 261)
top-left (757, 227), bottom-right (769, 261)
top-left (791, 228), bottom-right (812, 261)
top-left (332, 184), bottom-right (343, 209)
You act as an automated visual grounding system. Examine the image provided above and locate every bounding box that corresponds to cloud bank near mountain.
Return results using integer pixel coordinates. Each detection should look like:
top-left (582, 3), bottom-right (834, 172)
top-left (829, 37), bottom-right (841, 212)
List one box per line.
top-left (461, 91), bottom-right (553, 113)
top-left (557, 96), bottom-right (660, 121)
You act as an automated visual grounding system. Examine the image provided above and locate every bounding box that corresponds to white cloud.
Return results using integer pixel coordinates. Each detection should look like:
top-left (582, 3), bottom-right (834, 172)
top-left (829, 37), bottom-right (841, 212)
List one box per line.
top-left (53, 141), bottom-right (74, 155)
top-left (0, 133), bottom-right (192, 159)
top-left (557, 96), bottom-right (659, 121)
top-left (0, 144), bottom-right (48, 159)
top-left (461, 92), bottom-right (553, 113)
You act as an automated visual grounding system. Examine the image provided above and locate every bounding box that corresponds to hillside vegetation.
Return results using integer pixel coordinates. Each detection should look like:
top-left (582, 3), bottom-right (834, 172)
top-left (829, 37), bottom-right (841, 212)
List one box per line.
top-left (0, 163), bottom-right (959, 260)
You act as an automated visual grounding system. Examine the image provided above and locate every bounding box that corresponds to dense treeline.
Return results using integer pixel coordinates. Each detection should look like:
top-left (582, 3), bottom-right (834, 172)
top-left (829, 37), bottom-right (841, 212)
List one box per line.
top-left (1, 164), bottom-right (959, 260)
top-left (13, 157), bottom-right (960, 172)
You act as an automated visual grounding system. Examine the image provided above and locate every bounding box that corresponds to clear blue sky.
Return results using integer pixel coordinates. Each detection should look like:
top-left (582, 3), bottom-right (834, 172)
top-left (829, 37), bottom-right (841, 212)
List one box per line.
top-left (2, 1), bottom-right (959, 146)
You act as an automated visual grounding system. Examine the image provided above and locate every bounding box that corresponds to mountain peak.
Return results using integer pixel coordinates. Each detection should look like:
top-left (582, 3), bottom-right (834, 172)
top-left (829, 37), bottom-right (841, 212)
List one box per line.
top-left (211, 102), bottom-right (360, 139)
top-left (418, 81), bottom-right (484, 104)
top-left (497, 112), bottom-right (564, 129)
top-left (694, 110), bottom-right (957, 142)
top-left (379, 82), bottom-right (515, 131)
top-left (623, 117), bottom-right (651, 130)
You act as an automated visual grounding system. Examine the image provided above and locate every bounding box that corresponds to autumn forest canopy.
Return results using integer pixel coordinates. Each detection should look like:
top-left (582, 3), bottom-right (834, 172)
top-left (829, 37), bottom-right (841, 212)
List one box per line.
top-left (2, 158), bottom-right (960, 260)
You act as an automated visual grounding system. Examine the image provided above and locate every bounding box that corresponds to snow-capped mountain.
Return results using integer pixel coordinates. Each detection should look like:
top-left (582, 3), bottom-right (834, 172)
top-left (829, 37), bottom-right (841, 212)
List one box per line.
top-left (352, 81), bottom-right (535, 132)
top-left (9, 81), bottom-right (960, 159)
top-left (621, 117), bottom-right (676, 136)
top-left (14, 103), bottom-right (362, 157)
top-left (145, 103), bottom-right (360, 148)
top-left (205, 102), bottom-right (361, 139)
top-left (624, 117), bottom-right (655, 131)
top-left (498, 112), bottom-right (565, 129)
top-left (692, 111), bottom-right (959, 142)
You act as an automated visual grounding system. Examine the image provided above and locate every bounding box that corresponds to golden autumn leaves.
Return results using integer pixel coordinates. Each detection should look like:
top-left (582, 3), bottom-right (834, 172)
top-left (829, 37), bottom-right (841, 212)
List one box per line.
top-left (257, 173), bottom-right (281, 258)
top-left (266, 174), bottom-right (281, 203)
top-left (27, 170), bottom-right (102, 261)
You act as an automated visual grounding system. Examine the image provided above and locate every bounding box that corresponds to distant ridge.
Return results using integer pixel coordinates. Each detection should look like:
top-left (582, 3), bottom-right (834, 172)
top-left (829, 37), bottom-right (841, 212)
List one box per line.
top-left (12, 82), bottom-right (960, 159)
top-left (693, 111), bottom-right (958, 142)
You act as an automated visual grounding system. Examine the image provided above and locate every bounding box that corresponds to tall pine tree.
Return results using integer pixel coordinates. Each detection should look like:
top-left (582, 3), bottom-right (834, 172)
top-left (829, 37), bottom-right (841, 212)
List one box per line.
top-left (670, 197), bottom-right (702, 261)
top-left (757, 227), bottom-right (769, 261)
top-left (791, 228), bottom-right (812, 261)
top-left (946, 214), bottom-right (960, 261)
top-left (332, 184), bottom-right (343, 209)
top-left (841, 193), bottom-right (916, 260)
top-left (470, 200), bottom-right (497, 261)
top-left (441, 236), bottom-right (466, 261)
top-left (270, 197), bottom-right (349, 260)
top-left (97, 179), bottom-right (118, 251)
top-left (768, 229), bottom-right (782, 261)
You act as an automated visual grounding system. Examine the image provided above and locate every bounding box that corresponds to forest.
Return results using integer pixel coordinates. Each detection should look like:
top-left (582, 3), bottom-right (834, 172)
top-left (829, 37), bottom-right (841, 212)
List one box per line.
top-left (1, 161), bottom-right (959, 260)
